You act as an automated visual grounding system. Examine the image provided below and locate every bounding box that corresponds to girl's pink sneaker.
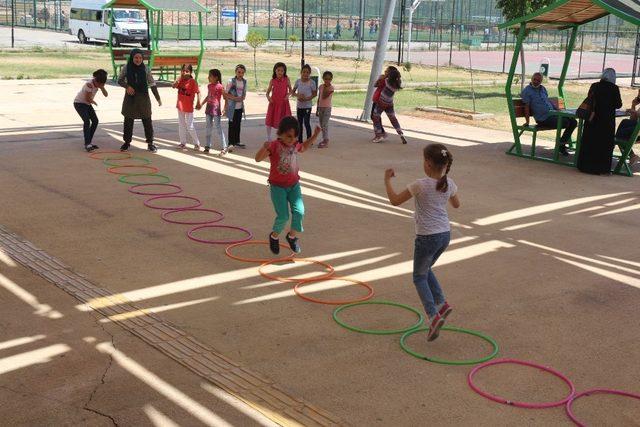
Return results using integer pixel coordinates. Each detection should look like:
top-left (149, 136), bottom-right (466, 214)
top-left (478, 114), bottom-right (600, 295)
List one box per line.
top-left (427, 313), bottom-right (444, 342)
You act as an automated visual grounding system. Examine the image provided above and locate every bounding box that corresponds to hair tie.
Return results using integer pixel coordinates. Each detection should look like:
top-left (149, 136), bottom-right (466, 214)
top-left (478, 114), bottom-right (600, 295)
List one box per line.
top-left (441, 149), bottom-right (448, 157)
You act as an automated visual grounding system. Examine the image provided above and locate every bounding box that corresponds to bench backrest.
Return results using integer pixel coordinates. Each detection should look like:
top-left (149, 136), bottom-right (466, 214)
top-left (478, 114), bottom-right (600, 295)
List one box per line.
top-left (152, 56), bottom-right (199, 68)
top-left (112, 49), bottom-right (152, 61)
top-left (513, 97), bottom-right (564, 118)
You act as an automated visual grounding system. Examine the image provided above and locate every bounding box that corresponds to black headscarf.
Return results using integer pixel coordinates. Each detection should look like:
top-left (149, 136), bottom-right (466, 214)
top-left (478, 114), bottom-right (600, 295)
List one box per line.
top-left (126, 48), bottom-right (148, 94)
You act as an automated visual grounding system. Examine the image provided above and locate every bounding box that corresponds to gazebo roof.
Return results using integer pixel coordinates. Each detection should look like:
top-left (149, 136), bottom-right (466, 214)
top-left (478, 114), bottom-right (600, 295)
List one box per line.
top-left (103, 0), bottom-right (208, 13)
top-left (499, 0), bottom-right (640, 30)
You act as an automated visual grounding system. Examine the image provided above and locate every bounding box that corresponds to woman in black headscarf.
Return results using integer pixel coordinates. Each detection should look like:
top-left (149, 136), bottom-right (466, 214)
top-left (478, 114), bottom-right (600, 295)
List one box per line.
top-left (117, 49), bottom-right (162, 152)
top-left (577, 68), bottom-right (622, 175)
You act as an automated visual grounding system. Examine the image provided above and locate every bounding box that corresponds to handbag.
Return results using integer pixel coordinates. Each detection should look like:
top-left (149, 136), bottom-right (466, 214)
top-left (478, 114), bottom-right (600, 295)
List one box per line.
top-left (576, 89), bottom-right (596, 121)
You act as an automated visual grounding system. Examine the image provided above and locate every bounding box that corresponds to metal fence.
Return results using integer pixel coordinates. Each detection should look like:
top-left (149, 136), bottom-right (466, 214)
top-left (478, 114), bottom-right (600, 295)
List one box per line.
top-left (2, 0), bottom-right (638, 58)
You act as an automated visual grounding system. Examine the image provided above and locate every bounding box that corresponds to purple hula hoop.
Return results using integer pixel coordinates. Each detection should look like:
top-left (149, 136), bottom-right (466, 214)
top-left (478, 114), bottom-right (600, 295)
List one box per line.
top-left (129, 184), bottom-right (183, 196)
top-left (161, 208), bottom-right (225, 225)
top-left (187, 224), bottom-right (253, 245)
top-left (143, 195), bottom-right (202, 210)
top-left (566, 388), bottom-right (640, 427)
top-left (467, 358), bottom-right (575, 409)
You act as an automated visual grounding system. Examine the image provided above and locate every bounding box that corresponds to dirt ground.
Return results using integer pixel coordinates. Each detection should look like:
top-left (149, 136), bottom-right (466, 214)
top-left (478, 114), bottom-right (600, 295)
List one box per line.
top-left (0, 77), bottom-right (639, 426)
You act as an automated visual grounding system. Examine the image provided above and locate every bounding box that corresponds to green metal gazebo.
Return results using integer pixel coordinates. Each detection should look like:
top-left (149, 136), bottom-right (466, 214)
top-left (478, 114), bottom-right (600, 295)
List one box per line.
top-left (499, 0), bottom-right (640, 175)
top-left (103, 0), bottom-right (209, 81)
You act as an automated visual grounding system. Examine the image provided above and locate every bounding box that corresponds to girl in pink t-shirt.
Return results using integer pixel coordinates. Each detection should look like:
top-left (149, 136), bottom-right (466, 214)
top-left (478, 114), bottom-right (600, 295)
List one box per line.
top-left (172, 64), bottom-right (201, 150)
top-left (202, 69), bottom-right (228, 155)
top-left (265, 62), bottom-right (293, 142)
top-left (255, 116), bottom-right (321, 254)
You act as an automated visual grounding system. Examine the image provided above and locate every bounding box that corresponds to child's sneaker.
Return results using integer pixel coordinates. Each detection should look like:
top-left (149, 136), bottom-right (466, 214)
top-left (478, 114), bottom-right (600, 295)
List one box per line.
top-left (400, 136), bottom-right (408, 145)
top-left (178, 143), bottom-right (186, 150)
top-left (438, 301), bottom-right (452, 320)
top-left (147, 143), bottom-right (157, 153)
top-left (85, 144), bottom-right (98, 152)
top-left (269, 234), bottom-right (280, 255)
top-left (318, 140), bottom-right (328, 148)
top-left (219, 149), bottom-right (227, 157)
top-left (372, 135), bottom-right (385, 143)
top-left (193, 144), bottom-right (201, 151)
top-left (286, 233), bottom-right (301, 254)
top-left (227, 145), bottom-right (234, 153)
top-left (120, 142), bottom-right (130, 152)
top-left (203, 147), bottom-right (210, 153)
top-left (427, 313), bottom-right (444, 342)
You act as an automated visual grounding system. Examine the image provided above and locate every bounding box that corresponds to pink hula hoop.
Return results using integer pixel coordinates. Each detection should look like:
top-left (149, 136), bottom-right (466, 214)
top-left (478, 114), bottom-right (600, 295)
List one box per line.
top-left (566, 388), bottom-right (640, 426)
top-left (161, 208), bottom-right (224, 225)
top-left (467, 358), bottom-right (575, 409)
top-left (187, 224), bottom-right (253, 244)
top-left (129, 184), bottom-right (183, 196)
top-left (143, 195), bottom-right (202, 210)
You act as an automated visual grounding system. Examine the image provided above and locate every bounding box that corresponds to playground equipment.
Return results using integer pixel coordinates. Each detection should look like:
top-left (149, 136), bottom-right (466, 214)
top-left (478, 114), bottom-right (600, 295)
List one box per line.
top-left (500, 0), bottom-right (640, 176)
top-left (103, 0), bottom-right (208, 81)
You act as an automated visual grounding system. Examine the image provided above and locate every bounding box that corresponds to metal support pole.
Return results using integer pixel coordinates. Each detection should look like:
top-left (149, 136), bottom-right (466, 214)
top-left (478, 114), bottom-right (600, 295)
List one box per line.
top-left (602, 15), bottom-right (610, 72)
top-left (268, 0), bottom-right (271, 39)
top-left (578, 32), bottom-right (584, 79)
top-left (505, 24), bottom-right (526, 155)
top-left (449, 0), bottom-right (456, 65)
top-left (11, 0), bottom-right (15, 48)
top-left (358, 0), bottom-right (398, 121)
top-left (302, 0), bottom-right (305, 66)
top-left (558, 25), bottom-right (577, 101)
top-left (357, 0), bottom-right (364, 60)
top-left (234, 0), bottom-right (237, 47)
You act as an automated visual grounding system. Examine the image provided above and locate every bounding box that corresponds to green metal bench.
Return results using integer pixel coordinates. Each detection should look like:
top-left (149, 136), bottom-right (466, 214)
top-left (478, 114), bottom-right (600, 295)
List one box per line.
top-left (508, 97), bottom-right (566, 158)
top-left (613, 119), bottom-right (640, 176)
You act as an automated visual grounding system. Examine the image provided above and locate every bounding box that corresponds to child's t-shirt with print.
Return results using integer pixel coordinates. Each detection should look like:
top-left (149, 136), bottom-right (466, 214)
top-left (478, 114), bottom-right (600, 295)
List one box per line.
top-left (318, 84), bottom-right (333, 108)
top-left (74, 80), bottom-right (99, 105)
top-left (293, 79), bottom-right (317, 109)
top-left (206, 82), bottom-right (224, 116)
top-left (268, 140), bottom-right (302, 188)
top-left (407, 176), bottom-right (457, 236)
top-left (176, 77), bottom-right (199, 113)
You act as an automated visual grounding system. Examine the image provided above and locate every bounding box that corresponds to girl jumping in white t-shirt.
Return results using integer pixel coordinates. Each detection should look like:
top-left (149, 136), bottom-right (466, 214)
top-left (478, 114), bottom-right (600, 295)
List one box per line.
top-left (384, 143), bottom-right (461, 341)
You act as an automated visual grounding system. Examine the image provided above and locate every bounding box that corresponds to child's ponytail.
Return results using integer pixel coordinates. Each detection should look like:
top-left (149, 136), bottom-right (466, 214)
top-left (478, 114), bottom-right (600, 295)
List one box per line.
top-left (424, 144), bottom-right (453, 193)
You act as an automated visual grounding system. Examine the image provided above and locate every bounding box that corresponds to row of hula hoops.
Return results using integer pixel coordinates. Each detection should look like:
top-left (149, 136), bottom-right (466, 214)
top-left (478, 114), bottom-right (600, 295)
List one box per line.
top-left (89, 150), bottom-right (639, 427)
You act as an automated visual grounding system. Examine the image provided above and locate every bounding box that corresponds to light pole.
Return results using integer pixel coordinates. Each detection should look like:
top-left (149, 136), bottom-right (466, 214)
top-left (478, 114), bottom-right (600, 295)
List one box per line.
top-left (11, 0), bottom-right (16, 48)
top-left (234, 0), bottom-right (237, 47)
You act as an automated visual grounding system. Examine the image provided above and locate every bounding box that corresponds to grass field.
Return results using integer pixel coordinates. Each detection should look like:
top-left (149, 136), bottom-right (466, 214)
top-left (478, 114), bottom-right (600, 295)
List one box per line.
top-left (1, 47), bottom-right (637, 134)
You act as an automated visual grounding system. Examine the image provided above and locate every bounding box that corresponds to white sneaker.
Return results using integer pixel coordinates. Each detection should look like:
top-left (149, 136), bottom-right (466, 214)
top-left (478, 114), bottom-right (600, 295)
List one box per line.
top-left (372, 136), bottom-right (384, 143)
top-left (219, 149), bottom-right (227, 157)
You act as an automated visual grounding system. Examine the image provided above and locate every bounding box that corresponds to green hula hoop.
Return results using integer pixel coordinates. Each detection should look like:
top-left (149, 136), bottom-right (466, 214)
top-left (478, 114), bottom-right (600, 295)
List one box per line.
top-left (400, 326), bottom-right (499, 365)
top-left (103, 156), bottom-right (151, 167)
top-left (118, 174), bottom-right (171, 185)
top-left (333, 300), bottom-right (425, 335)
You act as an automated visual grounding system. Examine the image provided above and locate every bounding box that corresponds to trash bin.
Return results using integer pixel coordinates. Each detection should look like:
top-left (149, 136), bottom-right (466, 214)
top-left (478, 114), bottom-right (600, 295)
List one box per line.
top-left (539, 58), bottom-right (550, 77)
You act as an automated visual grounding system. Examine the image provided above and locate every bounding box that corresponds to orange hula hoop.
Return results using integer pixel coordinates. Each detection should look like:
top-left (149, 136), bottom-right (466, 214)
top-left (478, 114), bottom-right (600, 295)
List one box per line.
top-left (293, 277), bottom-right (375, 305)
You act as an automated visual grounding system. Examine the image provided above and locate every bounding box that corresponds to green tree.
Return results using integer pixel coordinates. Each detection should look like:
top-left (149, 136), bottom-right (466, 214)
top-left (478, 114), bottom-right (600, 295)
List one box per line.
top-left (288, 34), bottom-right (299, 55)
top-left (496, 0), bottom-right (554, 89)
top-left (246, 31), bottom-right (267, 87)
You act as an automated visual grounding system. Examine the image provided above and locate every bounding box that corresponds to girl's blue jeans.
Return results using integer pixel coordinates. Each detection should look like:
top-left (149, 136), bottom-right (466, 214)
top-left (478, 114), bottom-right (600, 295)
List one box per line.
top-left (205, 114), bottom-right (227, 150)
top-left (413, 232), bottom-right (450, 319)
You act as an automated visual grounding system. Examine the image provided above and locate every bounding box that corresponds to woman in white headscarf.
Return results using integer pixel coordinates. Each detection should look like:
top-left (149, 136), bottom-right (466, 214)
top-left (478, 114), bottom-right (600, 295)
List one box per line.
top-left (577, 68), bottom-right (622, 174)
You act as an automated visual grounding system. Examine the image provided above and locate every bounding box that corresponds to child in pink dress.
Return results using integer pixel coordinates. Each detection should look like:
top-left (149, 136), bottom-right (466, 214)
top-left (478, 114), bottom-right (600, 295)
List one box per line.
top-left (265, 62), bottom-right (292, 141)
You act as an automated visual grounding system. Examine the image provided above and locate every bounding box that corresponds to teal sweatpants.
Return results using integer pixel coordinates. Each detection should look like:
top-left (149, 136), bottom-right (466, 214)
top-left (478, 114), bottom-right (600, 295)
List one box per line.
top-left (270, 182), bottom-right (304, 234)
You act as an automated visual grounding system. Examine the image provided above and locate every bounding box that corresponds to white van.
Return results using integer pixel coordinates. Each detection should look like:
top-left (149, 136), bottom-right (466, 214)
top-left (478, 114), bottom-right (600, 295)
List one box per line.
top-left (69, 0), bottom-right (148, 47)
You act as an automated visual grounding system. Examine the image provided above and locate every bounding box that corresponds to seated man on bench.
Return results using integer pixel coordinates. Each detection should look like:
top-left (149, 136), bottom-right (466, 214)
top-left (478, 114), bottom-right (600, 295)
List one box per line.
top-left (521, 72), bottom-right (576, 156)
top-left (615, 89), bottom-right (640, 165)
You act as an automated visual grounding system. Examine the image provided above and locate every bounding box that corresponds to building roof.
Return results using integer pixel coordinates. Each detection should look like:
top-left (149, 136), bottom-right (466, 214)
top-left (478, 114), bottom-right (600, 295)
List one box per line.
top-left (103, 0), bottom-right (208, 13)
top-left (499, 0), bottom-right (640, 30)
